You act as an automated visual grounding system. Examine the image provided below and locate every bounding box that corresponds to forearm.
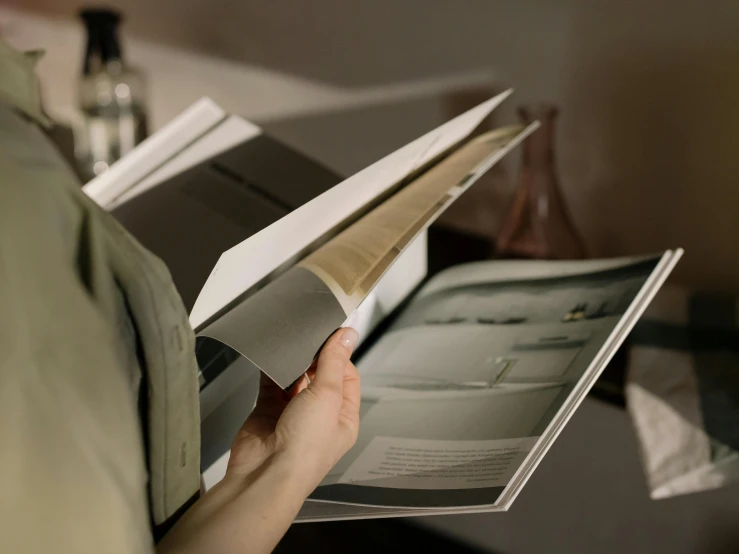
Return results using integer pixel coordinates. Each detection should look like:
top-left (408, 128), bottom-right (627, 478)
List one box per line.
top-left (157, 452), bottom-right (311, 554)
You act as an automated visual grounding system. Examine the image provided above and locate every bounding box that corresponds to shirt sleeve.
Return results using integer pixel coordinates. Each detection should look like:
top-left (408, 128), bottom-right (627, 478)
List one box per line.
top-left (0, 105), bottom-right (154, 554)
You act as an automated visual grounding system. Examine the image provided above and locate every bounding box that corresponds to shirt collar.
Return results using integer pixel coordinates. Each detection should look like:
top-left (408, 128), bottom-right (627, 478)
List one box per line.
top-left (0, 39), bottom-right (52, 128)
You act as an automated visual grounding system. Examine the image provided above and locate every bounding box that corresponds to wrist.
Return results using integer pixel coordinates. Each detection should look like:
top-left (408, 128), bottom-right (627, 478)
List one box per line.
top-left (272, 439), bottom-right (337, 495)
top-left (222, 448), bottom-right (316, 502)
top-left (263, 449), bottom-right (324, 500)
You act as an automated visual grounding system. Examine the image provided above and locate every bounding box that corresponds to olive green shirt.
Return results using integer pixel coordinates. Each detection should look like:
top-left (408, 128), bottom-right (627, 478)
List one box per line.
top-left (0, 40), bottom-right (200, 553)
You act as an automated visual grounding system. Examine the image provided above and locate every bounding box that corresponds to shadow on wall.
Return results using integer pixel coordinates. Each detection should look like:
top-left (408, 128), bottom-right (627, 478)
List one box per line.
top-left (261, 93), bottom-right (454, 176)
top-left (562, 45), bottom-right (739, 289)
top-left (8, 0), bottom-right (562, 88)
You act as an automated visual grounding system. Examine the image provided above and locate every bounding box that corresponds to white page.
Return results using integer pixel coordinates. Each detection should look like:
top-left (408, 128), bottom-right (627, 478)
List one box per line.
top-left (110, 115), bottom-right (263, 209)
top-left (83, 97), bottom-right (226, 209)
top-left (189, 90), bottom-right (513, 330)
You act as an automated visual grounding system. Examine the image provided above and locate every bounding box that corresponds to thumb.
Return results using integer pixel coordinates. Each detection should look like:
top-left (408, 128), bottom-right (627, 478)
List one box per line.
top-left (310, 328), bottom-right (359, 395)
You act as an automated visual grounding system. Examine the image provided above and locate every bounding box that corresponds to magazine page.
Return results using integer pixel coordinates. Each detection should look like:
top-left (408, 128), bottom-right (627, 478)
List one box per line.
top-left (83, 97), bottom-right (227, 208)
top-left (109, 115), bottom-right (263, 210)
top-left (297, 125), bottom-right (533, 314)
top-left (112, 133), bottom-right (341, 312)
top-left (307, 255), bottom-right (674, 509)
top-left (195, 123), bottom-right (535, 390)
top-left (189, 90), bottom-right (513, 331)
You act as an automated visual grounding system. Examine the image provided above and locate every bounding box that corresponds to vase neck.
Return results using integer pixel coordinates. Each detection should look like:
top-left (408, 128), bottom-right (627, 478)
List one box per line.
top-left (519, 103), bottom-right (557, 170)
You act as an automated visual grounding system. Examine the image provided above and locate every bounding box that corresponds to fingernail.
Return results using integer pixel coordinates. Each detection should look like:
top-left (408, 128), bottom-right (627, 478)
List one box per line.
top-left (340, 327), bottom-right (359, 351)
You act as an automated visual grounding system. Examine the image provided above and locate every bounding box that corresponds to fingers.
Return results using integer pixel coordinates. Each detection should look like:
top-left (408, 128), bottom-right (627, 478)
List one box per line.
top-left (256, 372), bottom-right (286, 401)
top-left (340, 361), bottom-right (361, 444)
top-left (251, 372), bottom-right (288, 418)
top-left (306, 367), bottom-right (317, 383)
top-left (342, 360), bottom-right (361, 412)
top-left (288, 373), bottom-right (311, 398)
top-left (311, 328), bottom-right (359, 396)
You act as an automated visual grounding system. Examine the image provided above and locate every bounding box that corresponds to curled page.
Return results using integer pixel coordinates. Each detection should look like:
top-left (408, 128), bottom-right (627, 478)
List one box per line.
top-left (190, 90), bottom-right (513, 331)
top-left (197, 123), bottom-right (535, 389)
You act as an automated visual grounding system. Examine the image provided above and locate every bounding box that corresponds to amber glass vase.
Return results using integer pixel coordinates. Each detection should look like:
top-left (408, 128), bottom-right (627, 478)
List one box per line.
top-left (495, 104), bottom-right (587, 260)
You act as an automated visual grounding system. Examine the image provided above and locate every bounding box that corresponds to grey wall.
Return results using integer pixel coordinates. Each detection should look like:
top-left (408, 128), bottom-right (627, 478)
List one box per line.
top-left (8, 1), bottom-right (739, 289)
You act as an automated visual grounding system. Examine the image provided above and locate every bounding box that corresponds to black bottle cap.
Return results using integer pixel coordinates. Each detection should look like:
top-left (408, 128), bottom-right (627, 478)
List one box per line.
top-left (80, 7), bottom-right (123, 74)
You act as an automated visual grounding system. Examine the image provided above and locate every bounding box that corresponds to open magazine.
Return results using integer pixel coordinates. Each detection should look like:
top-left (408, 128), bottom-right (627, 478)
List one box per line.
top-left (84, 91), bottom-right (682, 521)
top-left (296, 254), bottom-right (680, 520)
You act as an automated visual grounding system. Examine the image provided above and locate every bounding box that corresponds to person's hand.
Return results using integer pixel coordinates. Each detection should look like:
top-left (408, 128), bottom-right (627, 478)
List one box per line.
top-left (157, 328), bottom-right (361, 554)
top-left (226, 327), bottom-right (361, 493)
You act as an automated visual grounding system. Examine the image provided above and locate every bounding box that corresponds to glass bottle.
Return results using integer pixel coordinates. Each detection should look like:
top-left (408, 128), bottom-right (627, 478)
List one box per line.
top-left (495, 103), bottom-right (587, 260)
top-left (75, 8), bottom-right (148, 181)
